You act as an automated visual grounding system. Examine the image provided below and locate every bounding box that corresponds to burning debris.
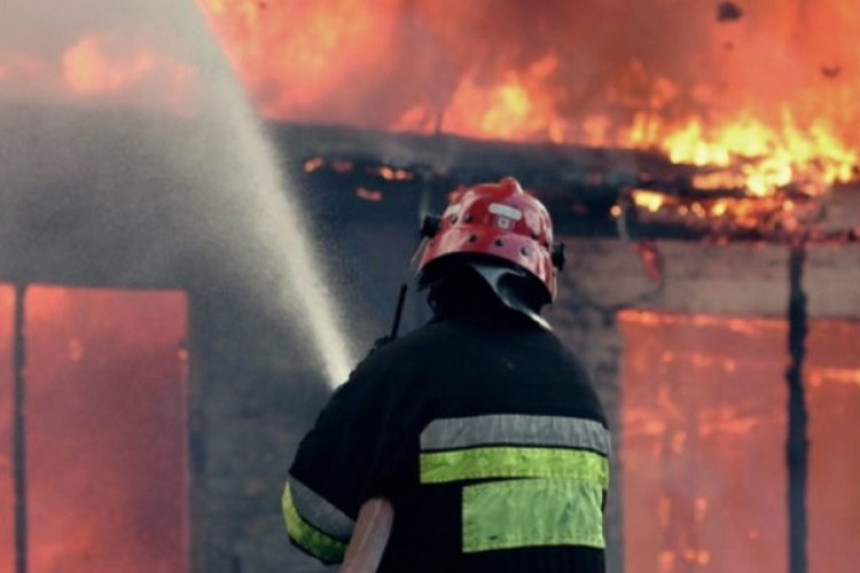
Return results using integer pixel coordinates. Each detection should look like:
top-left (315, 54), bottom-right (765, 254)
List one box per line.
top-left (278, 121), bottom-right (859, 244)
top-left (2, 0), bottom-right (857, 244)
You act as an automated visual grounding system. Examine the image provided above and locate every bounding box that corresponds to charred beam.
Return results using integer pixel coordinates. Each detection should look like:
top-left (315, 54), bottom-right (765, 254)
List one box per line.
top-left (0, 106), bottom-right (858, 289)
top-left (13, 283), bottom-right (28, 573)
top-left (269, 122), bottom-right (668, 192)
top-left (271, 122), bottom-right (860, 245)
top-left (786, 243), bottom-right (809, 573)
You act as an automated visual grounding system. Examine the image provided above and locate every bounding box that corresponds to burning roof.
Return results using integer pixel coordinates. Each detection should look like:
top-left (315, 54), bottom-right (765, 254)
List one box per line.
top-left (1, 0), bottom-right (859, 238)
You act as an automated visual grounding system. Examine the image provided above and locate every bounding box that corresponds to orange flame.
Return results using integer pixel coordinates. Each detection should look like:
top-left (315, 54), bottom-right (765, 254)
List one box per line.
top-left (663, 110), bottom-right (857, 196)
top-left (60, 34), bottom-right (195, 112)
top-left (63, 36), bottom-right (156, 95)
top-left (196, 0), bottom-right (859, 199)
top-left (437, 55), bottom-right (567, 143)
top-left (197, 0), bottom-right (399, 121)
top-left (4, 1), bottom-right (858, 202)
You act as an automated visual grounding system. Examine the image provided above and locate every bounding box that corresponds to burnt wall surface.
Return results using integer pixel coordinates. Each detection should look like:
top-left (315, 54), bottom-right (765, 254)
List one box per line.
top-left (5, 183), bottom-right (860, 573)
top-left (2, 109), bottom-right (859, 573)
top-left (187, 225), bottom-right (860, 573)
top-left (184, 182), bottom-right (434, 572)
top-left (546, 239), bottom-right (860, 573)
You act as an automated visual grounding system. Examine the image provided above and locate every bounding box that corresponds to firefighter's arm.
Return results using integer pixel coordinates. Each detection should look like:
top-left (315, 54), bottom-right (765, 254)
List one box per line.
top-left (284, 360), bottom-right (393, 565)
top-left (340, 497), bottom-right (394, 573)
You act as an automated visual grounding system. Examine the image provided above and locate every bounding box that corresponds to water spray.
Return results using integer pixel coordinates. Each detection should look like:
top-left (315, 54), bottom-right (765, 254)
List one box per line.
top-left (0, 0), bottom-right (357, 389)
top-left (263, 174), bottom-right (355, 386)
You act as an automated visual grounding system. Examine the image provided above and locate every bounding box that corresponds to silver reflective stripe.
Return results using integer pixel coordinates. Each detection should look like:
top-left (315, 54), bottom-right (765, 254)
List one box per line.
top-left (288, 475), bottom-right (355, 542)
top-left (420, 415), bottom-right (611, 456)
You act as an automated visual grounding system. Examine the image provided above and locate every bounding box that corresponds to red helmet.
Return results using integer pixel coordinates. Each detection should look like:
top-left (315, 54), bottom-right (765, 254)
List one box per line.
top-left (417, 177), bottom-right (565, 303)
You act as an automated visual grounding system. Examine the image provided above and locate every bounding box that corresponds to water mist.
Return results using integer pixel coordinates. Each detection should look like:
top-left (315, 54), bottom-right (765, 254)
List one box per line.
top-left (0, 0), bottom-right (355, 386)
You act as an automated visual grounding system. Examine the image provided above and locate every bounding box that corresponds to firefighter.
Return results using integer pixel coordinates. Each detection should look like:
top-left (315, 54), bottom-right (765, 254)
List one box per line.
top-left (283, 177), bottom-right (610, 572)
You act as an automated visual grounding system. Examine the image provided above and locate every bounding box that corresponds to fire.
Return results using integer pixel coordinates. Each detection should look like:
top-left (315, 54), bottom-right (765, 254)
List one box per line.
top-left (439, 56), bottom-right (568, 143)
top-left (663, 110), bottom-right (857, 196)
top-left (0, 33), bottom-right (194, 113)
top-left (197, 0), bottom-right (399, 121)
top-left (63, 36), bottom-right (157, 96)
top-left (196, 0), bottom-right (860, 202)
top-left (3, 1), bottom-right (859, 215)
top-left (61, 34), bottom-right (195, 112)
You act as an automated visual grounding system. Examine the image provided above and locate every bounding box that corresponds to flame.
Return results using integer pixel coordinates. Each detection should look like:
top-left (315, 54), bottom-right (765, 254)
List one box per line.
top-left (663, 110), bottom-right (857, 196)
top-left (60, 34), bottom-right (195, 112)
top-left (3, 1), bottom-right (859, 211)
top-left (632, 190), bottom-right (668, 213)
top-left (196, 0), bottom-right (859, 203)
top-left (436, 55), bottom-right (568, 143)
top-left (0, 54), bottom-right (43, 82)
top-left (0, 33), bottom-right (194, 113)
top-left (197, 0), bottom-right (399, 121)
top-left (63, 36), bottom-right (157, 95)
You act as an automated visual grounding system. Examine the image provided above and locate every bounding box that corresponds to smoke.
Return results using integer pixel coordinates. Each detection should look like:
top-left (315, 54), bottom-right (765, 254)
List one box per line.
top-left (0, 1), bottom-right (355, 383)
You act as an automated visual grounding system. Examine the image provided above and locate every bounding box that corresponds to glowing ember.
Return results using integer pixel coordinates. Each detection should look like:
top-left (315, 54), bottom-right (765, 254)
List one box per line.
top-left (355, 186), bottom-right (383, 201)
top-left (368, 165), bottom-right (413, 181)
top-left (303, 157), bottom-right (326, 173)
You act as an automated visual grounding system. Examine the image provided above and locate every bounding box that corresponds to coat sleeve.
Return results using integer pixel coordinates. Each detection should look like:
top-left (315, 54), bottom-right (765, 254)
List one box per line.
top-left (282, 352), bottom-right (418, 564)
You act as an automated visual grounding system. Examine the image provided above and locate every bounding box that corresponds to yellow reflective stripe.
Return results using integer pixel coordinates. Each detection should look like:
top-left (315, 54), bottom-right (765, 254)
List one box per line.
top-left (288, 476), bottom-right (354, 540)
top-left (282, 483), bottom-right (347, 563)
top-left (462, 478), bottom-right (605, 552)
top-left (420, 446), bottom-right (609, 487)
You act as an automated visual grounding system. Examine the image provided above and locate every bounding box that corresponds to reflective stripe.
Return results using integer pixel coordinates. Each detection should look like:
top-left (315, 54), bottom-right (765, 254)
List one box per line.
top-left (420, 415), bottom-right (611, 456)
top-left (287, 476), bottom-right (354, 542)
top-left (420, 446), bottom-right (609, 487)
top-left (462, 478), bottom-right (605, 552)
top-left (282, 482), bottom-right (348, 564)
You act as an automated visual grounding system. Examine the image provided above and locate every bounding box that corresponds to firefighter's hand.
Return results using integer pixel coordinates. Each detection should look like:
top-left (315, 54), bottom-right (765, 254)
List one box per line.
top-left (340, 498), bottom-right (394, 573)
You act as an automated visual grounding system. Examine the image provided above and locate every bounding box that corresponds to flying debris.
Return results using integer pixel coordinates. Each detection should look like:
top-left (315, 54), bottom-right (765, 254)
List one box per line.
top-left (821, 65), bottom-right (842, 79)
top-left (716, 2), bottom-right (744, 22)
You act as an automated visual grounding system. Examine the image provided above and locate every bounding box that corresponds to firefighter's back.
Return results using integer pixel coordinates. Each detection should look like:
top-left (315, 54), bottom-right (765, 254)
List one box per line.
top-left (375, 311), bottom-right (609, 573)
